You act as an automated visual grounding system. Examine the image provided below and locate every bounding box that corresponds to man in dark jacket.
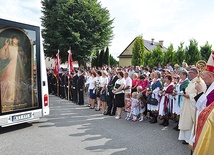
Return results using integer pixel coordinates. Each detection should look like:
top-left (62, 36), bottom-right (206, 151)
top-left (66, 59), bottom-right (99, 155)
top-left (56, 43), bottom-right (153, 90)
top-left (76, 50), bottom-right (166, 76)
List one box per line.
top-left (105, 69), bottom-right (118, 116)
top-left (47, 69), bottom-right (53, 94)
top-left (52, 73), bottom-right (57, 95)
top-left (68, 73), bottom-right (73, 101)
top-left (72, 70), bottom-right (78, 104)
top-left (60, 69), bottom-right (67, 99)
top-left (63, 71), bottom-right (69, 99)
top-left (77, 69), bottom-right (85, 105)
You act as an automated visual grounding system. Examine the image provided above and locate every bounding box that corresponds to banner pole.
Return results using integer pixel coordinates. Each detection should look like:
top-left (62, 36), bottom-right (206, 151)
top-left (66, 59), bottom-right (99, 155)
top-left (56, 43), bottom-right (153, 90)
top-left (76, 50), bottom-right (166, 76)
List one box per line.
top-left (67, 47), bottom-right (71, 101)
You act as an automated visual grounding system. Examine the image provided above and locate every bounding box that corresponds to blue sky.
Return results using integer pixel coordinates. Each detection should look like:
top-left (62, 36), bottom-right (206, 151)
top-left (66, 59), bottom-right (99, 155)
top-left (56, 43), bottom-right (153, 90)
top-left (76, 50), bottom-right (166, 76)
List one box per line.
top-left (1, 0), bottom-right (214, 60)
top-left (100, 0), bottom-right (214, 59)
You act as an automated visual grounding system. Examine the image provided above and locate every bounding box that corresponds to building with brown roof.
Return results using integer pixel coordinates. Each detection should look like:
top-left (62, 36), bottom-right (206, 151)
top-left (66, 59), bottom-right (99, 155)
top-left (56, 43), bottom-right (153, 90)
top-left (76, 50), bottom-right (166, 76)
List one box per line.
top-left (118, 38), bottom-right (167, 67)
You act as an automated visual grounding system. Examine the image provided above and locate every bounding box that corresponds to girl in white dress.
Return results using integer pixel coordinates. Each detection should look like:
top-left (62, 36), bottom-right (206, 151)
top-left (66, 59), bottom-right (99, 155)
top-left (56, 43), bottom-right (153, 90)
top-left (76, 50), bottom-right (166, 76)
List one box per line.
top-left (124, 93), bottom-right (132, 120)
top-left (130, 92), bottom-right (140, 121)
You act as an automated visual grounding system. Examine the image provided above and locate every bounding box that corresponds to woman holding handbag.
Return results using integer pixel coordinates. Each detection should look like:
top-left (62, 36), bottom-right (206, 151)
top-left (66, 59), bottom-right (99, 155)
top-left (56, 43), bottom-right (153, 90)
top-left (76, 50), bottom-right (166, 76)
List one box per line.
top-left (88, 71), bottom-right (97, 109)
top-left (112, 71), bottom-right (126, 119)
top-left (147, 71), bottom-right (162, 123)
top-left (100, 70), bottom-right (108, 114)
top-left (95, 70), bottom-right (102, 111)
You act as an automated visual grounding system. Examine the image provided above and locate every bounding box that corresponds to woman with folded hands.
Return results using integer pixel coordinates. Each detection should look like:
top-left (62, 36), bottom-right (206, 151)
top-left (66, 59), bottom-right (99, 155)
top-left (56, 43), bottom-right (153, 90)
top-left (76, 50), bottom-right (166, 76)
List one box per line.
top-left (99, 70), bottom-right (108, 114)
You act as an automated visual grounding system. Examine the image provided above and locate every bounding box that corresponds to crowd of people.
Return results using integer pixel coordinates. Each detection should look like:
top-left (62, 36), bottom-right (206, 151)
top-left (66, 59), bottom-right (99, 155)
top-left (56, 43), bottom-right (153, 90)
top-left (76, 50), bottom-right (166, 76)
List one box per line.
top-left (47, 53), bottom-right (214, 155)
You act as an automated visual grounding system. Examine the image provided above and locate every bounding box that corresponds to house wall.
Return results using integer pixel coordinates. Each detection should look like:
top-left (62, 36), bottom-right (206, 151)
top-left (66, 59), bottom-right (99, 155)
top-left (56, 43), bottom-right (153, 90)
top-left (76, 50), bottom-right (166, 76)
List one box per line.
top-left (122, 42), bottom-right (134, 55)
top-left (119, 58), bottom-right (132, 67)
top-left (119, 48), bottom-right (150, 67)
top-left (45, 57), bottom-right (55, 69)
top-left (45, 57), bottom-right (79, 69)
top-left (119, 37), bottom-right (164, 67)
top-left (144, 48), bottom-right (149, 53)
top-left (118, 40), bottom-right (134, 67)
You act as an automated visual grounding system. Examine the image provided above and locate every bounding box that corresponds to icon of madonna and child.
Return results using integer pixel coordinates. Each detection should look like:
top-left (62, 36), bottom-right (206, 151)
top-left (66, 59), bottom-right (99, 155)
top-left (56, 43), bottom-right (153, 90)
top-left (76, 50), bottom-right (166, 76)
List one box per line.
top-left (0, 28), bottom-right (36, 113)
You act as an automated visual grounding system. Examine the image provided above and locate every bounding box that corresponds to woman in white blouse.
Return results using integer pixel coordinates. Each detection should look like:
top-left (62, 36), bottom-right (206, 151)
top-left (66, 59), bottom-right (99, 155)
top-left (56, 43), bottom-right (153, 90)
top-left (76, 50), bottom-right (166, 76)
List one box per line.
top-left (87, 71), bottom-right (97, 109)
top-left (100, 70), bottom-right (109, 114)
top-left (85, 71), bottom-right (92, 107)
top-left (112, 71), bottom-right (126, 119)
top-left (95, 70), bottom-right (102, 111)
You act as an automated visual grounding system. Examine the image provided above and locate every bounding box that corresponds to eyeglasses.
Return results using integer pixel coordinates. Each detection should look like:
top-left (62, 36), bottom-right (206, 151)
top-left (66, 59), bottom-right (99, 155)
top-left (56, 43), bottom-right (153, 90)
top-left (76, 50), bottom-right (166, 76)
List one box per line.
top-left (189, 71), bottom-right (197, 74)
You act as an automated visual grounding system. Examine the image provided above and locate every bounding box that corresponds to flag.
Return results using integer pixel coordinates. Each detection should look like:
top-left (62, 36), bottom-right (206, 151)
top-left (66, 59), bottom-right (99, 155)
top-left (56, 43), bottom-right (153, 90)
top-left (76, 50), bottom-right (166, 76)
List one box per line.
top-left (54, 50), bottom-right (60, 76)
top-left (67, 50), bottom-right (74, 74)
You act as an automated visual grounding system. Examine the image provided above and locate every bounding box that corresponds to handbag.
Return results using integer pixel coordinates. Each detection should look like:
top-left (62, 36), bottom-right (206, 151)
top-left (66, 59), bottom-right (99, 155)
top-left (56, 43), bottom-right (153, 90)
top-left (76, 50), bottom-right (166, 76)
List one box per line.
top-left (101, 89), bottom-right (106, 95)
top-left (147, 98), bottom-right (158, 105)
top-left (96, 88), bottom-right (101, 96)
top-left (115, 84), bottom-right (121, 89)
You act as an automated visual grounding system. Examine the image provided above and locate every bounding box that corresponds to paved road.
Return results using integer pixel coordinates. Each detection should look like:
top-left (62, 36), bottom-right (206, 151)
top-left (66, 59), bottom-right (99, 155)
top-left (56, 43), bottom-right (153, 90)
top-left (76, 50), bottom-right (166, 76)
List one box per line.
top-left (0, 95), bottom-right (190, 155)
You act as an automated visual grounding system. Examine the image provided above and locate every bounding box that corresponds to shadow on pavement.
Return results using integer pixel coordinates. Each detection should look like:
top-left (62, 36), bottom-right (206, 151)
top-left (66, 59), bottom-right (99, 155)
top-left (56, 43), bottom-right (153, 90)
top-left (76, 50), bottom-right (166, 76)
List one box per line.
top-left (0, 123), bottom-right (32, 134)
top-left (36, 95), bottom-right (190, 155)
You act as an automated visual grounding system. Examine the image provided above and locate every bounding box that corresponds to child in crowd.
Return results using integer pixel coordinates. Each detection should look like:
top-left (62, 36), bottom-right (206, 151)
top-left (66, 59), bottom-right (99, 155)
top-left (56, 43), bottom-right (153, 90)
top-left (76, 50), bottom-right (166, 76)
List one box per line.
top-left (130, 92), bottom-right (140, 121)
top-left (137, 86), bottom-right (145, 122)
top-left (125, 93), bottom-right (132, 120)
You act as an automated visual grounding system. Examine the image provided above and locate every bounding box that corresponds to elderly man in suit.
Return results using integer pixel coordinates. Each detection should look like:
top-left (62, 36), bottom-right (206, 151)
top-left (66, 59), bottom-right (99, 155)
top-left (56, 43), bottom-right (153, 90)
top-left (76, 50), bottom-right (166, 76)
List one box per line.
top-left (104, 69), bottom-right (118, 116)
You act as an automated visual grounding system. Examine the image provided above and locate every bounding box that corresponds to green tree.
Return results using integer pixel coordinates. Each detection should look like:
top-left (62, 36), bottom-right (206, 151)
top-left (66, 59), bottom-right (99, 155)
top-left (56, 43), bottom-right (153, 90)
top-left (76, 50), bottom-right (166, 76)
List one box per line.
top-left (143, 51), bottom-right (152, 67)
top-left (91, 50), bottom-right (97, 67)
top-left (103, 47), bottom-right (110, 65)
top-left (163, 44), bottom-right (175, 66)
top-left (131, 36), bottom-right (144, 66)
top-left (95, 50), bottom-right (100, 67)
top-left (109, 54), bottom-right (118, 66)
top-left (200, 42), bottom-right (212, 61)
top-left (150, 45), bottom-right (163, 67)
top-left (41, 0), bottom-right (114, 67)
top-left (41, 0), bottom-right (60, 57)
top-left (185, 39), bottom-right (201, 65)
top-left (99, 49), bottom-right (104, 67)
top-left (173, 42), bottom-right (186, 65)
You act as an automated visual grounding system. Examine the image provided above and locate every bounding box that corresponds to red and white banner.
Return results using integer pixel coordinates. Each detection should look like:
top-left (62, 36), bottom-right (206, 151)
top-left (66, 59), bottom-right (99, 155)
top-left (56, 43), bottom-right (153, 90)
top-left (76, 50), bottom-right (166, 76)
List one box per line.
top-left (67, 50), bottom-right (74, 74)
top-left (54, 50), bottom-right (60, 76)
